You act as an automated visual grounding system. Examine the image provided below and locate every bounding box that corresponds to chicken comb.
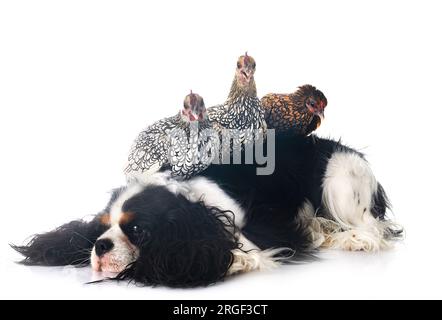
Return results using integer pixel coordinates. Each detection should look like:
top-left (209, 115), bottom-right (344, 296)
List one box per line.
top-left (189, 90), bottom-right (197, 106)
top-left (244, 51), bottom-right (250, 64)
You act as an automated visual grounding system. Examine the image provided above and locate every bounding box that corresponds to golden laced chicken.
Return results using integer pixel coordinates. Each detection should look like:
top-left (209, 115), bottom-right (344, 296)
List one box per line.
top-left (261, 84), bottom-right (327, 135)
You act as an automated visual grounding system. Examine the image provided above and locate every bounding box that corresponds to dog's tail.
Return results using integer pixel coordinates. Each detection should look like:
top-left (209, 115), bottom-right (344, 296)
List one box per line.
top-left (372, 182), bottom-right (404, 240)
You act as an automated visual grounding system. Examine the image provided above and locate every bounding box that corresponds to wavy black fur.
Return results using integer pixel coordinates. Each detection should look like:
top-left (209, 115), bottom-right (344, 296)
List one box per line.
top-left (112, 186), bottom-right (240, 288)
top-left (11, 217), bottom-right (108, 266)
top-left (11, 188), bottom-right (124, 266)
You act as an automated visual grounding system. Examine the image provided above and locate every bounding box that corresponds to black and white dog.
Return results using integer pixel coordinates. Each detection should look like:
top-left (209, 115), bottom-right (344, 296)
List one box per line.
top-left (13, 134), bottom-right (402, 288)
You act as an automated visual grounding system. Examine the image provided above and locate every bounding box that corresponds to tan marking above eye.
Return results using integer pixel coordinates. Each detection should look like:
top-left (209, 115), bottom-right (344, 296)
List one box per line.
top-left (119, 211), bottom-right (135, 225)
top-left (100, 213), bottom-right (111, 226)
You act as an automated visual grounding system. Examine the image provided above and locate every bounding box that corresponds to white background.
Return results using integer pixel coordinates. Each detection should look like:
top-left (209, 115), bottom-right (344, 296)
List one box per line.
top-left (1, 0), bottom-right (441, 300)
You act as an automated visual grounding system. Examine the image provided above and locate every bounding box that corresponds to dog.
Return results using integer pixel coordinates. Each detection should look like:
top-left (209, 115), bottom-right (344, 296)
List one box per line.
top-left (12, 134), bottom-right (402, 287)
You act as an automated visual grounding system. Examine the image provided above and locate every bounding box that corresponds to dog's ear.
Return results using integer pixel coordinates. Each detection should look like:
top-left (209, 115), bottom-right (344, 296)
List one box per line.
top-left (115, 201), bottom-right (239, 288)
top-left (11, 187), bottom-right (125, 266)
top-left (11, 215), bottom-right (109, 266)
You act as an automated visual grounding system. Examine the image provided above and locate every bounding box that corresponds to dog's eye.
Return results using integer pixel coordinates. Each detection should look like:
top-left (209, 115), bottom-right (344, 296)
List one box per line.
top-left (131, 224), bottom-right (150, 239)
top-left (132, 225), bottom-right (142, 234)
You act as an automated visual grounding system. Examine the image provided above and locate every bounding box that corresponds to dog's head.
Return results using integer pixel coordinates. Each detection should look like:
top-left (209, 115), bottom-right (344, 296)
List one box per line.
top-left (90, 182), bottom-right (238, 287)
top-left (12, 173), bottom-right (241, 287)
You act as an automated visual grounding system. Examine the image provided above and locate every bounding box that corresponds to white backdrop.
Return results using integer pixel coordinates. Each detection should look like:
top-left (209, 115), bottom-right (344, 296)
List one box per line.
top-left (1, 0), bottom-right (441, 299)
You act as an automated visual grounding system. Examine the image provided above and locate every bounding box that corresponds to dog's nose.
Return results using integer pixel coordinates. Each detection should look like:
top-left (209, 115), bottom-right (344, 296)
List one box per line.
top-left (94, 238), bottom-right (114, 257)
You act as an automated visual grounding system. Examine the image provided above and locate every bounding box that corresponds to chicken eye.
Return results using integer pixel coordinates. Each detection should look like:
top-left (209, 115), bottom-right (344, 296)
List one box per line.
top-left (237, 62), bottom-right (241, 69)
top-left (252, 62), bottom-right (256, 68)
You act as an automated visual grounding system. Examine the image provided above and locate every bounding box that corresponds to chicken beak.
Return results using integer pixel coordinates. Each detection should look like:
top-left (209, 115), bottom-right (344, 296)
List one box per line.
top-left (242, 67), bottom-right (255, 81)
top-left (315, 109), bottom-right (325, 121)
top-left (189, 112), bottom-right (198, 122)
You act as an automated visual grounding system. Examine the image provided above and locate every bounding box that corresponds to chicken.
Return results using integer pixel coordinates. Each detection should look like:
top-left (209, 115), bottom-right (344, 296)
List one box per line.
top-left (261, 84), bottom-right (327, 135)
top-left (125, 91), bottom-right (218, 180)
top-left (208, 53), bottom-right (266, 156)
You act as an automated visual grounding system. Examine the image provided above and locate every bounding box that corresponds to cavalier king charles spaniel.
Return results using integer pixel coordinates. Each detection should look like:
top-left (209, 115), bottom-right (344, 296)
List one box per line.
top-left (13, 134), bottom-right (402, 287)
